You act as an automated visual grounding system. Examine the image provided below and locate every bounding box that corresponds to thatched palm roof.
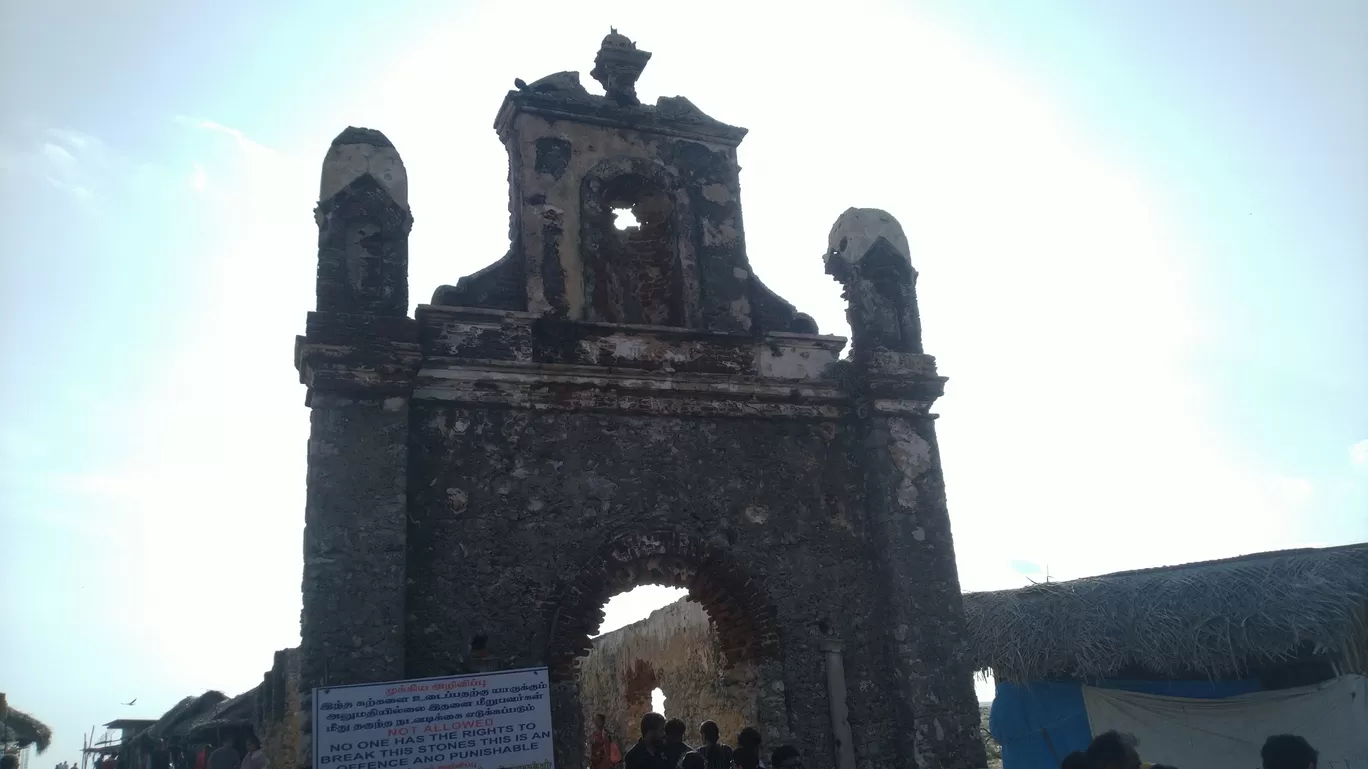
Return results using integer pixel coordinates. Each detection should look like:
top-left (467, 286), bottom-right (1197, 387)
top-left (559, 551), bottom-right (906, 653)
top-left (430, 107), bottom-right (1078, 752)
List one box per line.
top-left (182, 685), bottom-right (259, 741)
top-left (963, 543), bottom-right (1368, 682)
top-left (0, 703), bottom-right (53, 753)
top-left (146, 692), bottom-right (228, 740)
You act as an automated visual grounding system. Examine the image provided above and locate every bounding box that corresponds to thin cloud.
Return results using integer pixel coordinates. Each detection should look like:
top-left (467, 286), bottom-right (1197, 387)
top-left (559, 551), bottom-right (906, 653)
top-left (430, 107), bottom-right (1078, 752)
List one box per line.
top-left (46, 127), bottom-right (98, 151)
top-left (174, 115), bottom-right (276, 160)
top-left (45, 174), bottom-right (93, 202)
top-left (41, 142), bottom-right (77, 169)
top-left (0, 125), bottom-right (114, 207)
top-left (1351, 439), bottom-right (1368, 468)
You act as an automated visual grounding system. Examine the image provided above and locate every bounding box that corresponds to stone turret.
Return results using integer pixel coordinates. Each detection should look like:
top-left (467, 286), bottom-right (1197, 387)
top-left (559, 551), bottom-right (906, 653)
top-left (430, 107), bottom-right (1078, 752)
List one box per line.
top-left (313, 128), bottom-right (411, 316)
top-left (293, 126), bottom-right (420, 769)
top-left (824, 207), bottom-right (923, 355)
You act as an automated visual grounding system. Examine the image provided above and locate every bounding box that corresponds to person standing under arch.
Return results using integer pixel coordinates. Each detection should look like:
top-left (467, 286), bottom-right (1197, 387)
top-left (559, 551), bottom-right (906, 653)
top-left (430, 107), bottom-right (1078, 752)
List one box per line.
top-left (694, 721), bottom-right (732, 769)
top-left (625, 713), bottom-right (668, 769)
top-left (660, 719), bottom-right (692, 768)
top-left (589, 714), bottom-right (621, 769)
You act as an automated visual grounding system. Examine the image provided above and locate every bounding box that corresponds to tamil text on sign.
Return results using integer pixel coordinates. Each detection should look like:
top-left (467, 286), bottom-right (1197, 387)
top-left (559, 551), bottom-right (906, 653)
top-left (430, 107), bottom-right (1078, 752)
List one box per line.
top-left (313, 667), bottom-right (554, 769)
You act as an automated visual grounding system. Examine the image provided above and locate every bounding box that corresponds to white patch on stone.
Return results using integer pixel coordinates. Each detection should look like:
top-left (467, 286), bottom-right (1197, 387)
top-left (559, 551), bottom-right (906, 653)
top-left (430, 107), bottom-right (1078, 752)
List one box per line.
top-left (729, 296), bottom-right (752, 328)
top-left (912, 527), bottom-right (926, 541)
top-left (825, 207), bottom-right (911, 268)
top-left (446, 488), bottom-right (468, 514)
top-left (702, 219), bottom-right (740, 247)
top-left (897, 480), bottom-right (919, 509)
top-left (744, 505), bottom-right (769, 524)
top-left (732, 267), bottom-right (748, 279)
top-left (321, 143), bottom-right (409, 208)
top-left (382, 396), bottom-right (406, 411)
top-left (894, 624), bottom-right (908, 642)
top-left (890, 420), bottom-right (932, 510)
top-left (702, 183), bottom-right (731, 204)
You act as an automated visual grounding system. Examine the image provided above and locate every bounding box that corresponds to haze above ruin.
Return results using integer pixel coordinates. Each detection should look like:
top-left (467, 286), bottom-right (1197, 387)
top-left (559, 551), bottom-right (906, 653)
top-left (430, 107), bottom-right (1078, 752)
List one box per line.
top-left (2, 0), bottom-right (1365, 763)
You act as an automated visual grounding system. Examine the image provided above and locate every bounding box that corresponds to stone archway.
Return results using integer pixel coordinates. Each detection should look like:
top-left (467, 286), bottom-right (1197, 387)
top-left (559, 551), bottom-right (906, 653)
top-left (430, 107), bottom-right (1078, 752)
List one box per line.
top-left (547, 531), bottom-right (779, 675)
top-left (545, 531), bottom-right (786, 767)
top-left (298, 34), bottom-right (989, 769)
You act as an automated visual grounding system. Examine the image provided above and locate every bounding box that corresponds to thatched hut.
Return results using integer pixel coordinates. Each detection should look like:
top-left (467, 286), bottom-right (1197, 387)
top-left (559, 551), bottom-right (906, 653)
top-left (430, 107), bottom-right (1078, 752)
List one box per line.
top-left (180, 686), bottom-right (259, 745)
top-left (113, 692), bottom-right (230, 769)
top-left (965, 543), bottom-right (1368, 769)
top-left (0, 694), bottom-right (53, 754)
top-left (145, 693), bottom-right (228, 741)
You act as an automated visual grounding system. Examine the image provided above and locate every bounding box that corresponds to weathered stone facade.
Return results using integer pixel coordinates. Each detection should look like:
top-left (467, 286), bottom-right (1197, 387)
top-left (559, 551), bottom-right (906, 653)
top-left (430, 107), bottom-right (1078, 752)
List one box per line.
top-left (256, 649), bottom-right (301, 769)
top-left (294, 32), bottom-right (984, 769)
top-left (579, 600), bottom-right (757, 752)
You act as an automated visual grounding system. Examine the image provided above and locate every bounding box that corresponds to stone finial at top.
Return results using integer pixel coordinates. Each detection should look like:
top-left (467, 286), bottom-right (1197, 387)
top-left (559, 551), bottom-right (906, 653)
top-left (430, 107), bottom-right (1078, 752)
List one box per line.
top-left (591, 28), bottom-right (651, 106)
top-left (320, 126), bottom-right (408, 209)
top-left (314, 126), bottom-right (411, 316)
top-left (824, 208), bottom-right (924, 355)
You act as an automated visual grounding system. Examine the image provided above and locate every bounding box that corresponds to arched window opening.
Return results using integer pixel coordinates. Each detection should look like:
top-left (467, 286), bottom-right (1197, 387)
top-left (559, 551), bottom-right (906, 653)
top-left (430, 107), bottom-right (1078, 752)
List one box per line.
top-left (587, 173), bottom-right (681, 326)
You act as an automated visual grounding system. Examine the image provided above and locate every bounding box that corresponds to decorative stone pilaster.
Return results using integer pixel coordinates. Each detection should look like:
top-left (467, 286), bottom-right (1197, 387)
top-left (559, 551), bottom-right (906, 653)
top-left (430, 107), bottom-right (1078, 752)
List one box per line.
top-left (829, 209), bottom-right (986, 769)
top-left (293, 127), bottom-right (420, 769)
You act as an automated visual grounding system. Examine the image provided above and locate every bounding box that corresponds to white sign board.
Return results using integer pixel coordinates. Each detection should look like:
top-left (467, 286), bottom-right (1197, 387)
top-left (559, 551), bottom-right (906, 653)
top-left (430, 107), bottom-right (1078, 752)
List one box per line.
top-left (313, 667), bottom-right (554, 769)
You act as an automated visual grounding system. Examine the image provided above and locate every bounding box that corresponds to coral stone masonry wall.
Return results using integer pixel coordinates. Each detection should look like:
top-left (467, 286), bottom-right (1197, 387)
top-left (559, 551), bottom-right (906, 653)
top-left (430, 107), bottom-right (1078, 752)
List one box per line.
top-left (294, 31), bottom-right (985, 769)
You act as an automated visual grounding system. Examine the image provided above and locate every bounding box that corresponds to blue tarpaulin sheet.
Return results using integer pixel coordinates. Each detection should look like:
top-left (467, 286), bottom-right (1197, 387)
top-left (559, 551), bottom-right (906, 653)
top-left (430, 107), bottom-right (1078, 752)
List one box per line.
top-left (989, 678), bottom-right (1262, 769)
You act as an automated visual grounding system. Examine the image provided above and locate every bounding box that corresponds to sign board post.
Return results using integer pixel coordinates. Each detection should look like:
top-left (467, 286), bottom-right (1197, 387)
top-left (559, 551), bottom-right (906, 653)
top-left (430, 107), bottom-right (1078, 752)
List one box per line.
top-left (313, 667), bottom-right (554, 769)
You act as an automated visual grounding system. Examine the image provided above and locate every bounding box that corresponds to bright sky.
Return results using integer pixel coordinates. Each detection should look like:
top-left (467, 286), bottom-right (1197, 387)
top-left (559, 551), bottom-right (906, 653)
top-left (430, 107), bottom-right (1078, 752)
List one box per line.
top-left (3, 0), bottom-right (1366, 762)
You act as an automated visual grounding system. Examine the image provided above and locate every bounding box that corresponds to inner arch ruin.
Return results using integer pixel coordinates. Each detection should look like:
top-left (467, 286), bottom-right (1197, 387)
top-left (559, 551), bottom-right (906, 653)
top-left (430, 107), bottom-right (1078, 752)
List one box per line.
top-left (294, 31), bottom-right (986, 769)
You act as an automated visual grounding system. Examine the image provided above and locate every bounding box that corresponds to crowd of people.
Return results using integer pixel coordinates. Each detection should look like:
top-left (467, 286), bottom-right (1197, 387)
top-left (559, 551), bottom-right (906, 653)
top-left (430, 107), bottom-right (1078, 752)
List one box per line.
top-left (1064, 729), bottom-right (1321, 769)
top-left (589, 713), bottom-right (1324, 769)
top-left (588, 713), bottom-right (802, 769)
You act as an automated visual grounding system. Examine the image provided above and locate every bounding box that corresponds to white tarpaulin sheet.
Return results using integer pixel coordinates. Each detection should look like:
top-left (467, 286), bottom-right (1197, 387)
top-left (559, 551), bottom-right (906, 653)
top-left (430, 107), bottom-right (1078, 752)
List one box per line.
top-left (1083, 674), bottom-right (1368, 769)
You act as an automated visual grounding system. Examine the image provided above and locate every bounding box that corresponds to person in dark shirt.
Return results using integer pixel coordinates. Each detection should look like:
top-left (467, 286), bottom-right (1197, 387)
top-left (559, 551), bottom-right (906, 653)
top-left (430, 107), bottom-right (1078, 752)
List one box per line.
top-left (769, 746), bottom-right (802, 769)
top-left (1263, 735), bottom-right (1318, 769)
top-left (732, 747), bottom-right (760, 769)
top-left (206, 738), bottom-right (240, 769)
top-left (661, 719), bottom-right (692, 768)
top-left (1060, 752), bottom-right (1089, 769)
top-left (1087, 731), bottom-right (1141, 769)
top-left (693, 721), bottom-right (733, 769)
top-left (736, 729), bottom-right (764, 769)
top-left (624, 712), bottom-right (668, 769)
top-left (150, 740), bottom-right (171, 769)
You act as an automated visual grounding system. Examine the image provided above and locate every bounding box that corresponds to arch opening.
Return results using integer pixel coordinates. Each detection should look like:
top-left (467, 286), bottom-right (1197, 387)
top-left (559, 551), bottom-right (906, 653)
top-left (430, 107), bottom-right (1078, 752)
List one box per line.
top-left (550, 533), bottom-right (782, 766)
top-left (547, 532), bottom-right (780, 679)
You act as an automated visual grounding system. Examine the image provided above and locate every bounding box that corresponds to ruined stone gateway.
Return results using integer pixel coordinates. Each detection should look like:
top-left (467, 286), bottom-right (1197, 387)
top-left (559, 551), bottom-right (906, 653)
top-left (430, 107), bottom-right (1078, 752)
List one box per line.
top-left (294, 32), bottom-right (985, 769)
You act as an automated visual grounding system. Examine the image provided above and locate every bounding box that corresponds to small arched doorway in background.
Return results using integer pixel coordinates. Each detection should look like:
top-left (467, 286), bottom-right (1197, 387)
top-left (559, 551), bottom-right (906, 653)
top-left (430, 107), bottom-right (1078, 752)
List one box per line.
top-left (545, 531), bottom-right (790, 769)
